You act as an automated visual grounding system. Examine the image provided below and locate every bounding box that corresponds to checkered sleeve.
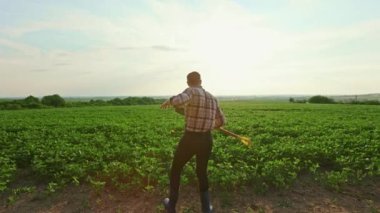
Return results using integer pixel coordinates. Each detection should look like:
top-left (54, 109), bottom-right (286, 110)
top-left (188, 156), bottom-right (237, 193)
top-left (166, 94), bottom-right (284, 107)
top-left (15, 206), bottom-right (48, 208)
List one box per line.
top-left (170, 88), bottom-right (192, 106)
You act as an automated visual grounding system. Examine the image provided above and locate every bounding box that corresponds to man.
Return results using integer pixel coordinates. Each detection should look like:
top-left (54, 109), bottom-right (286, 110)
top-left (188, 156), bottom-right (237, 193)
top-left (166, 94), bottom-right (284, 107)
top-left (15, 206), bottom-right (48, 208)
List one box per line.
top-left (161, 71), bottom-right (226, 213)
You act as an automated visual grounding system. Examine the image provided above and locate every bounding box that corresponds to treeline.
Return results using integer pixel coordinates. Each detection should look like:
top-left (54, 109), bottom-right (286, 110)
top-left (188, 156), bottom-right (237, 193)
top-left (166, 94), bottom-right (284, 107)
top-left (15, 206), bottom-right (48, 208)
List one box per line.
top-left (290, 95), bottom-right (380, 105)
top-left (66, 97), bottom-right (163, 107)
top-left (0, 95), bottom-right (163, 110)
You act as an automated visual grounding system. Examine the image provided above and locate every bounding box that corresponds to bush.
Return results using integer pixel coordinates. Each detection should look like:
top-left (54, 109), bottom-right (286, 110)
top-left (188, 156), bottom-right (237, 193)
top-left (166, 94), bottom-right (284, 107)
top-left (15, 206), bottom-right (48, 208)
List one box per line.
top-left (41, 94), bottom-right (65, 107)
top-left (309, 95), bottom-right (335, 104)
top-left (22, 95), bottom-right (42, 108)
top-left (290, 98), bottom-right (307, 104)
top-left (5, 103), bottom-right (23, 110)
top-left (23, 95), bottom-right (39, 104)
top-left (89, 99), bottom-right (107, 106)
top-left (107, 97), bottom-right (159, 106)
top-left (0, 96), bottom-right (162, 110)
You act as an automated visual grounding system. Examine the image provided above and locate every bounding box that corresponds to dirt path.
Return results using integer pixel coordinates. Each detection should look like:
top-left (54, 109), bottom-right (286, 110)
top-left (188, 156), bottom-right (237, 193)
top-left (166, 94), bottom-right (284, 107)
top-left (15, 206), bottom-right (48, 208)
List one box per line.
top-left (1, 177), bottom-right (379, 213)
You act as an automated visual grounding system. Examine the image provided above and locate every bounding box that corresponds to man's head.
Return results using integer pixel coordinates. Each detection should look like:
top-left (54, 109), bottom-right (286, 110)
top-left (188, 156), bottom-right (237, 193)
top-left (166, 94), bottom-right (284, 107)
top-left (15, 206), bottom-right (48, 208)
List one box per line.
top-left (187, 71), bottom-right (202, 87)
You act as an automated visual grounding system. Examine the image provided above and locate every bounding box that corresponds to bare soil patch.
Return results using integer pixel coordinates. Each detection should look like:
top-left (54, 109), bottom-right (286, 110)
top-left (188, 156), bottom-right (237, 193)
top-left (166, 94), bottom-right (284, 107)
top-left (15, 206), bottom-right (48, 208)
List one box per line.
top-left (1, 177), bottom-right (379, 213)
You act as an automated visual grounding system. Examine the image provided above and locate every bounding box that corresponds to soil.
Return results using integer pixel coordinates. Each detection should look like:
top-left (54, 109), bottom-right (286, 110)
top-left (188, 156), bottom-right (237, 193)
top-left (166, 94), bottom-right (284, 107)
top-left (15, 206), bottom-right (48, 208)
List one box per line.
top-left (1, 176), bottom-right (379, 213)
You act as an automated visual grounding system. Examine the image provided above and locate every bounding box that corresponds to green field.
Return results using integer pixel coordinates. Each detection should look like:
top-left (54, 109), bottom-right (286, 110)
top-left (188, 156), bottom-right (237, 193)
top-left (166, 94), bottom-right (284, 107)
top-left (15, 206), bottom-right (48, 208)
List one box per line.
top-left (1, 102), bottom-right (379, 197)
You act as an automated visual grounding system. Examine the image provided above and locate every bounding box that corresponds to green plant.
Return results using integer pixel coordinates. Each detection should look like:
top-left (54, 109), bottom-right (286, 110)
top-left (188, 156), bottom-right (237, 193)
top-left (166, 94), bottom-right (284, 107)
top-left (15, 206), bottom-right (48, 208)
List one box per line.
top-left (0, 156), bottom-right (16, 192)
top-left (0, 102), bottom-right (378, 194)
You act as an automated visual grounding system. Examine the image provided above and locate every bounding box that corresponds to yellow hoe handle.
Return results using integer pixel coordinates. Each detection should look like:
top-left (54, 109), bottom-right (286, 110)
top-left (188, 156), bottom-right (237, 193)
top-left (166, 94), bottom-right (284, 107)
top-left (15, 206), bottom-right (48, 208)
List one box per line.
top-left (218, 127), bottom-right (252, 146)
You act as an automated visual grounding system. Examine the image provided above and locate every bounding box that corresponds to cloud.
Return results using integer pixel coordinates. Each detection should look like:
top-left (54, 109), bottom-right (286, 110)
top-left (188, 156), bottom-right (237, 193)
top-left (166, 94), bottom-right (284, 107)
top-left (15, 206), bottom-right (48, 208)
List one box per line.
top-left (116, 45), bottom-right (185, 52)
top-left (0, 1), bottom-right (379, 96)
top-left (117, 46), bottom-right (137, 51)
top-left (295, 19), bottom-right (380, 46)
top-left (288, 0), bottom-right (322, 9)
top-left (0, 9), bottom-right (116, 37)
top-left (55, 52), bottom-right (70, 57)
top-left (151, 45), bottom-right (184, 51)
top-left (0, 38), bottom-right (40, 55)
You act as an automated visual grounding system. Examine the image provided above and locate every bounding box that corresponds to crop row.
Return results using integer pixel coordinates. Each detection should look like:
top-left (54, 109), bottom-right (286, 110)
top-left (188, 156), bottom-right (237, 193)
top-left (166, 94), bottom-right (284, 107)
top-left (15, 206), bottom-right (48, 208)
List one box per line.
top-left (0, 103), bottom-right (379, 194)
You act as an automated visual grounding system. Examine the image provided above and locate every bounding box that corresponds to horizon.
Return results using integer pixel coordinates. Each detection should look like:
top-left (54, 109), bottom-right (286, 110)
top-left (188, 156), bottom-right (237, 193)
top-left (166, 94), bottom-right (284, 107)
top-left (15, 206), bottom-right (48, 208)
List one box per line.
top-left (1, 1), bottom-right (380, 96)
top-left (1, 92), bottom-right (379, 100)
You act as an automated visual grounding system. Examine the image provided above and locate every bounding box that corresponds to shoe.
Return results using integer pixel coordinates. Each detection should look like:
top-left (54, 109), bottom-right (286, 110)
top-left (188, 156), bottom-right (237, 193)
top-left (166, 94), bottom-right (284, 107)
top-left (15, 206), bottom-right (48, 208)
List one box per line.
top-left (200, 191), bottom-right (213, 213)
top-left (163, 198), bottom-right (176, 213)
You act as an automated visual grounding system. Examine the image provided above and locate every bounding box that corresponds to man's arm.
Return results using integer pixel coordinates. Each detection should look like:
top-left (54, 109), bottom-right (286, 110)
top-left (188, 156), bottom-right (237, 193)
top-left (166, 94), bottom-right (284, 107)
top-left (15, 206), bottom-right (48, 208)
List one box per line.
top-left (160, 88), bottom-right (192, 109)
top-left (170, 88), bottom-right (192, 106)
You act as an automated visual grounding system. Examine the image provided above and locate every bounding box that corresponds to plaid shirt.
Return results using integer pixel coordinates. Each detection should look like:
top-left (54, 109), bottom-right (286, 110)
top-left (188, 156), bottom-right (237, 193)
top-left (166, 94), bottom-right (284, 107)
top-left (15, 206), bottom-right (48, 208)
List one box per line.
top-left (170, 86), bottom-right (226, 132)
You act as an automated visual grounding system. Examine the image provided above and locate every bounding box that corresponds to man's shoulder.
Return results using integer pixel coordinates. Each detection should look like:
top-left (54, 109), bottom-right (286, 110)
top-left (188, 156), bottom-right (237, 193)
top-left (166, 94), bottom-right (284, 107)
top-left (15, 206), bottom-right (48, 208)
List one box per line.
top-left (182, 87), bottom-right (193, 94)
top-left (184, 87), bottom-right (217, 100)
top-left (183, 87), bottom-right (200, 94)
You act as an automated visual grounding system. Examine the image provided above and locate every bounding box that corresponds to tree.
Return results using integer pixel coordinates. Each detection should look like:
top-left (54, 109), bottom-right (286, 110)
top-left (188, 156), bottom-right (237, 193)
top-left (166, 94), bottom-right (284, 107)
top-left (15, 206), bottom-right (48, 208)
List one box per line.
top-left (108, 98), bottom-right (123, 105)
top-left (41, 94), bottom-right (65, 107)
top-left (308, 95), bottom-right (335, 104)
top-left (108, 97), bottom-right (157, 106)
top-left (289, 97), bottom-right (294, 103)
top-left (89, 99), bottom-right (106, 106)
top-left (23, 95), bottom-right (41, 108)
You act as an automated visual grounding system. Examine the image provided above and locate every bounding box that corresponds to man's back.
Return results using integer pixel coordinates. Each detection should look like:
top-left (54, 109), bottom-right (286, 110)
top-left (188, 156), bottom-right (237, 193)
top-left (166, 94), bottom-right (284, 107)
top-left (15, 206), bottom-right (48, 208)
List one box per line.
top-left (171, 86), bottom-right (225, 132)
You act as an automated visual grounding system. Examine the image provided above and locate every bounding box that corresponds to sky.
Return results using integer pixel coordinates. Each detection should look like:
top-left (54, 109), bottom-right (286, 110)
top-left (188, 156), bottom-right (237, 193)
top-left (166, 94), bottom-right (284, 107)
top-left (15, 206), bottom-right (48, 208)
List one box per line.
top-left (0, 0), bottom-right (379, 97)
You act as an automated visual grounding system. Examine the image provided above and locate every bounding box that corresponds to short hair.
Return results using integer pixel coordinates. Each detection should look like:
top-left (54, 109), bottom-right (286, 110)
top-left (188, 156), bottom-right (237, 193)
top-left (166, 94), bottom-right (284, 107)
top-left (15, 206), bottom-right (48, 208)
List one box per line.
top-left (187, 71), bottom-right (201, 84)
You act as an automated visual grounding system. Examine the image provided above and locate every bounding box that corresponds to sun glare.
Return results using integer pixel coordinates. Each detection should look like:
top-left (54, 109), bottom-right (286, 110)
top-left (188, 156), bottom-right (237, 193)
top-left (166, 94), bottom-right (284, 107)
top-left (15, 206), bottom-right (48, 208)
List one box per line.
top-left (191, 20), bottom-right (278, 72)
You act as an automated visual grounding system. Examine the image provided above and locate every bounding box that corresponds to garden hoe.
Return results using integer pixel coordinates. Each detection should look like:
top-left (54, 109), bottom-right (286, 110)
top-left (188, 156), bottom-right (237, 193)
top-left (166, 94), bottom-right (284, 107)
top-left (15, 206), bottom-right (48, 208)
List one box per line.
top-left (172, 105), bottom-right (251, 146)
top-left (218, 127), bottom-right (252, 147)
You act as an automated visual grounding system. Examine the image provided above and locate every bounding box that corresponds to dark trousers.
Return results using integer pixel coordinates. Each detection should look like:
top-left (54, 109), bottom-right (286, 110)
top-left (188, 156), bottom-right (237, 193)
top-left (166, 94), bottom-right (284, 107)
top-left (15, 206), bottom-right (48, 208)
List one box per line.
top-left (169, 131), bottom-right (213, 205)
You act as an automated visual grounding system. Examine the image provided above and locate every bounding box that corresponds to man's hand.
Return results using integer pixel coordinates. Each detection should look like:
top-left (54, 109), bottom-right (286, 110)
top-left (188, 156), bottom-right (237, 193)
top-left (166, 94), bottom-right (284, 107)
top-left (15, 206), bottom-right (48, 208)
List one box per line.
top-left (160, 99), bottom-right (171, 109)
